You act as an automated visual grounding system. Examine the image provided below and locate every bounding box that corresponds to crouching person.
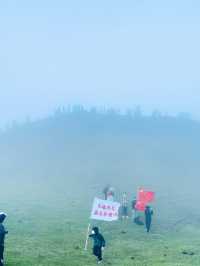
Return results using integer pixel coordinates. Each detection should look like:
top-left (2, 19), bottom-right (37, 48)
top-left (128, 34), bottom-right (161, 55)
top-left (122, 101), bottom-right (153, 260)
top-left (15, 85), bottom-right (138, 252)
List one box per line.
top-left (0, 213), bottom-right (8, 266)
top-left (89, 227), bottom-right (105, 264)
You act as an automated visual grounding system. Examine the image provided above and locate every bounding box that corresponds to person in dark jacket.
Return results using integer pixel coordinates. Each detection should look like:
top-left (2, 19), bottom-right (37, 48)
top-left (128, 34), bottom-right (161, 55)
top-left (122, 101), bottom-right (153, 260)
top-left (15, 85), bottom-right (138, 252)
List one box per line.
top-left (0, 212), bottom-right (8, 266)
top-left (89, 227), bottom-right (105, 264)
top-left (145, 206), bottom-right (153, 232)
top-left (103, 185), bottom-right (110, 200)
top-left (131, 197), bottom-right (138, 222)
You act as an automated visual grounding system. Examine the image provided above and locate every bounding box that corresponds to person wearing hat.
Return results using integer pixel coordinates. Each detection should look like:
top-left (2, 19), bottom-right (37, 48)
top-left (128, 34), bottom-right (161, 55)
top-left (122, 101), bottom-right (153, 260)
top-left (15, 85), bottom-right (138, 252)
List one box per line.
top-left (0, 212), bottom-right (8, 266)
top-left (145, 206), bottom-right (153, 232)
top-left (89, 227), bottom-right (105, 264)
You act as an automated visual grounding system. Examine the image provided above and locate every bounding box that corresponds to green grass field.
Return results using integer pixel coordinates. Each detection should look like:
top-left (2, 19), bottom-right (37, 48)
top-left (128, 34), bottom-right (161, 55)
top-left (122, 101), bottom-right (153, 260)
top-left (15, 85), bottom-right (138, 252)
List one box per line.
top-left (1, 112), bottom-right (200, 265)
top-left (2, 194), bottom-right (200, 266)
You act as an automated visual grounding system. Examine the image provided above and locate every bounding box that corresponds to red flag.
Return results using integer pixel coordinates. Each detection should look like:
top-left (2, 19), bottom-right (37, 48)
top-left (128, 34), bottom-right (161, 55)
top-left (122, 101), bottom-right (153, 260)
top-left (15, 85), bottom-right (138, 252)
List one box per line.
top-left (138, 190), bottom-right (155, 203)
top-left (135, 189), bottom-right (155, 211)
top-left (135, 200), bottom-right (146, 211)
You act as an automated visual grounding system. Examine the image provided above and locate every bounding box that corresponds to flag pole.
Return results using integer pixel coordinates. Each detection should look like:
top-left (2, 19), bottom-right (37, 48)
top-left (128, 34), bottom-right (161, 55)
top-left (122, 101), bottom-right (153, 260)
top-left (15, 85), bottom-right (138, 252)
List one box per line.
top-left (137, 186), bottom-right (141, 202)
top-left (84, 222), bottom-right (91, 251)
top-left (136, 186), bottom-right (140, 217)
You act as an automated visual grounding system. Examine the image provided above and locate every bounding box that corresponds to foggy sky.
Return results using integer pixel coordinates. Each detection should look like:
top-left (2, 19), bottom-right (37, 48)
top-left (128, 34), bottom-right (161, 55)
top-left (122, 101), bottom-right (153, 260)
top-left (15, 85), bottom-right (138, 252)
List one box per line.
top-left (0, 0), bottom-right (200, 125)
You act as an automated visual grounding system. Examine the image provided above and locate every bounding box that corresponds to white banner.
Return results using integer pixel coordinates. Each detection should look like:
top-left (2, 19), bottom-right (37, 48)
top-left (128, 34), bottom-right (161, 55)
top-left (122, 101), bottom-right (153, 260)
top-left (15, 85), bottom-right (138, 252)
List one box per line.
top-left (90, 197), bottom-right (120, 221)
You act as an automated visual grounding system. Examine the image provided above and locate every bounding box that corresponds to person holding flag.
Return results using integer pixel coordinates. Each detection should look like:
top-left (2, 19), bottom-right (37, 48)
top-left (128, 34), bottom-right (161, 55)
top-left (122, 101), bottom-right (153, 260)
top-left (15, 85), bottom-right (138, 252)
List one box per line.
top-left (134, 188), bottom-right (155, 231)
top-left (89, 227), bottom-right (105, 264)
top-left (107, 187), bottom-right (115, 201)
top-left (102, 185), bottom-right (110, 200)
top-left (145, 206), bottom-right (153, 232)
top-left (84, 197), bottom-right (120, 263)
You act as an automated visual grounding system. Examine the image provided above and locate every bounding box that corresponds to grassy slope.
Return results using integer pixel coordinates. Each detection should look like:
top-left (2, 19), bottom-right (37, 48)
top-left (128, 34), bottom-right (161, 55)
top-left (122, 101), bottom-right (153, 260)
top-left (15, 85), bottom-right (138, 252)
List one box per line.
top-left (0, 111), bottom-right (200, 265)
top-left (3, 198), bottom-right (200, 266)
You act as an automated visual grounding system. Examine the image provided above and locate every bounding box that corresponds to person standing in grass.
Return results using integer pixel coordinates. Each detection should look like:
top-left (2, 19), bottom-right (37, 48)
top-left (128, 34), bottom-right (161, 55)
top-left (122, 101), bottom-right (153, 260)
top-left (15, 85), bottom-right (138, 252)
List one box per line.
top-left (0, 212), bottom-right (8, 266)
top-left (145, 206), bottom-right (153, 232)
top-left (107, 187), bottom-right (115, 201)
top-left (131, 197), bottom-right (138, 222)
top-left (103, 185), bottom-right (110, 200)
top-left (121, 192), bottom-right (129, 219)
top-left (89, 227), bottom-right (105, 264)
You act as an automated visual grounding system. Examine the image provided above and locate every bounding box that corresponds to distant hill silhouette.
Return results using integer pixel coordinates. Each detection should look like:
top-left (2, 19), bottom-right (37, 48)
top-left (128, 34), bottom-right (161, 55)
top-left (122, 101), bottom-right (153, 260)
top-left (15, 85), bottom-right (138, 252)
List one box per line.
top-left (0, 106), bottom-right (199, 211)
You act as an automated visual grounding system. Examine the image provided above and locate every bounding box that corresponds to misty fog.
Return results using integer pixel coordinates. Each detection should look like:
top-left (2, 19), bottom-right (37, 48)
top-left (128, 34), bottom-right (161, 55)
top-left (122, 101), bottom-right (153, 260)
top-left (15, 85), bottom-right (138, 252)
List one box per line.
top-left (0, 106), bottom-right (199, 231)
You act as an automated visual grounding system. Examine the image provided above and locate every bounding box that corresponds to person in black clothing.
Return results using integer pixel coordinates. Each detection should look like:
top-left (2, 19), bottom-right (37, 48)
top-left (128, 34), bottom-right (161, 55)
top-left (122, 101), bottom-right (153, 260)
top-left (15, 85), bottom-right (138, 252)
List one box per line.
top-left (0, 212), bottom-right (8, 266)
top-left (103, 185), bottom-right (110, 200)
top-left (145, 206), bottom-right (153, 232)
top-left (131, 197), bottom-right (137, 222)
top-left (89, 227), bottom-right (105, 264)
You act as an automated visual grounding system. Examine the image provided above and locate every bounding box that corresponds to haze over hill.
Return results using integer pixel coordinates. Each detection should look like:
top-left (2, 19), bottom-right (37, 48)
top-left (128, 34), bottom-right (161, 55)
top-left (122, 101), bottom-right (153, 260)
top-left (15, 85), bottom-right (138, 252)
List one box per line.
top-left (1, 106), bottom-right (199, 216)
